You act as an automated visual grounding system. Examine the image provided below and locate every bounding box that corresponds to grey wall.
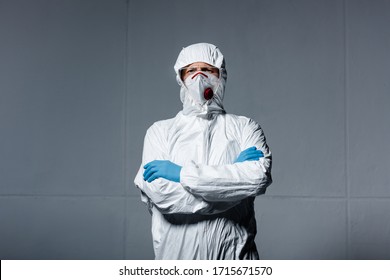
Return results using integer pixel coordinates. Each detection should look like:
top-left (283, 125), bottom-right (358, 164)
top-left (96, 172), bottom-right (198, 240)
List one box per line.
top-left (0, 0), bottom-right (389, 259)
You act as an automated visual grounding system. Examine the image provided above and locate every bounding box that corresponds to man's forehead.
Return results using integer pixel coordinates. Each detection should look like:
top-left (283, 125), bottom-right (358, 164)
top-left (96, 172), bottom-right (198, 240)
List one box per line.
top-left (185, 62), bottom-right (214, 68)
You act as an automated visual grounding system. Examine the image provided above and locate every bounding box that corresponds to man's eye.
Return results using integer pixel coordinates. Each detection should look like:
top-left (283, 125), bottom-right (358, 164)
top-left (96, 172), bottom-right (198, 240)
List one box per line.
top-left (204, 68), bottom-right (217, 73)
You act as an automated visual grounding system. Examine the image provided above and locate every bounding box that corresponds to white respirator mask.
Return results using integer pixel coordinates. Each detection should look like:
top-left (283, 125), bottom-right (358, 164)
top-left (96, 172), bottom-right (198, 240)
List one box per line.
top-left (183, 72), bottom-right (220, 107)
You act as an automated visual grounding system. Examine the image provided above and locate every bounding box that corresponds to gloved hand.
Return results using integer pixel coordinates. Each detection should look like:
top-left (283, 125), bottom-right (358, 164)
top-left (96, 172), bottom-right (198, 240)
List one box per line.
top-left (234, 146), bottom-right (264, 163)
top-left (143, 160), bottom-right (182, 183)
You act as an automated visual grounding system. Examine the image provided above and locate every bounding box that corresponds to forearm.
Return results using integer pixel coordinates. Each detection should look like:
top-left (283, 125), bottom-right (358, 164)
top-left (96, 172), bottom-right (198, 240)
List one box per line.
top-left (134, 166), bottom-right (239, 214)
top-left (180, 158), bottom-right (272, 202)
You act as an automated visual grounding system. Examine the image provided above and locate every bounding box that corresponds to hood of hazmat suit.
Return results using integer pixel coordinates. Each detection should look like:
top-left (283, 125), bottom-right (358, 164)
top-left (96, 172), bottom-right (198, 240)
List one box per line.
top-left (174, 43), bottom-right (227, 118)
top-left (134, 43), bottom-right (272, 260)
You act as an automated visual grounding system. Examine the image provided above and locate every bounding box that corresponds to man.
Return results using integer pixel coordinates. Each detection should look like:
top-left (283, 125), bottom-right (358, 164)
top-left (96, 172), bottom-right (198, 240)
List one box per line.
top-left (134, 43), bottom-right (272, 259)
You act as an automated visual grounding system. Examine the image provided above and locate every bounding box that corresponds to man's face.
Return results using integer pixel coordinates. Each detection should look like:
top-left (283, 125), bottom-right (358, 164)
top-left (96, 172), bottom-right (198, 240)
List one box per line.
top-left (180, 62), bottom-right (220, 81)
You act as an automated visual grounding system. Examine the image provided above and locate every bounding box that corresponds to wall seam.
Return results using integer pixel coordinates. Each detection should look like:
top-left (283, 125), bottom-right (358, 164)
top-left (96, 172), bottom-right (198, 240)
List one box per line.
top-left (344, 0), bottom-right (351, 260)
top-left (2, 194), bottom-right (390, 199)
top-left (123, 0), bottom-right (130, 260)
top-left (0, 194), bottom-right (133, 198)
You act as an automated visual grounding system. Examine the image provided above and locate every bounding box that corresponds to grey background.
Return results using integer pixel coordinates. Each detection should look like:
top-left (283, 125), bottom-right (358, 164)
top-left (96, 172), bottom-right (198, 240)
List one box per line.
top-left (0, 0), bottom-right (389, 259)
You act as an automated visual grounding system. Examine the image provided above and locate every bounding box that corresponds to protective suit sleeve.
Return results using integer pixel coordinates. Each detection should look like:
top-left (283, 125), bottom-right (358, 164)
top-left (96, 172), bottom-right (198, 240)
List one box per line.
top-left (134, 124), bottom-right (239, 214)
top-left (180, 118), bottom-right (272, 202)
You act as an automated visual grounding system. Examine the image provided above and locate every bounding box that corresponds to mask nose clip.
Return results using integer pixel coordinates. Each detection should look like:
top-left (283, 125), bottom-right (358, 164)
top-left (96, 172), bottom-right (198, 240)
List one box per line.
top-left (191, 72), bottom-right (209, 79)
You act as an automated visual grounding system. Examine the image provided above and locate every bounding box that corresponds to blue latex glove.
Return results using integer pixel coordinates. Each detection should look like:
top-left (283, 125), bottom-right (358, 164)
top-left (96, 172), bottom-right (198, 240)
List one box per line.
top-left (143, 160), bottom-right (182, 183)
top-left (234, 146), bottom-right (264, 163)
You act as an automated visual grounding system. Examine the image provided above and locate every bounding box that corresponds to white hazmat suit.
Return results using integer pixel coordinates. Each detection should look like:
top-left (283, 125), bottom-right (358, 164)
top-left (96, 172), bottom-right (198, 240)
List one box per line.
top-left (134, 43), bottom-right (272, 259)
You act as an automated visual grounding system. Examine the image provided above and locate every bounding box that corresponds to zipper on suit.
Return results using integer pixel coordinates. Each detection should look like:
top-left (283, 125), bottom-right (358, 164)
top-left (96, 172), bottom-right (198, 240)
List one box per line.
top-left (203, 119), bottom-right (211, 164)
